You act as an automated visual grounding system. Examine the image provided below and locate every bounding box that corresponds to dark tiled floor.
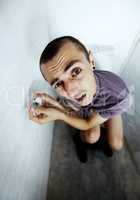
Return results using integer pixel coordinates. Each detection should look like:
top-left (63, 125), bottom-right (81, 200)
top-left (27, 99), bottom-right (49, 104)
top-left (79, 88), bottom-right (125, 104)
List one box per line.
top-left (47, 116), bottom-right (140, 200)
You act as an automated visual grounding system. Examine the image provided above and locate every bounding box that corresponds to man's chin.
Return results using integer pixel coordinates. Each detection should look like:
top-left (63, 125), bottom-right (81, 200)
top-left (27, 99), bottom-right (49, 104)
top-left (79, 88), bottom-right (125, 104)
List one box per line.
top-left (77, 97), bottom-right (93, 107)
top-left (67, 93), bottom-right (93, 106)
top-left (81, 101), bottom-right (92, 107)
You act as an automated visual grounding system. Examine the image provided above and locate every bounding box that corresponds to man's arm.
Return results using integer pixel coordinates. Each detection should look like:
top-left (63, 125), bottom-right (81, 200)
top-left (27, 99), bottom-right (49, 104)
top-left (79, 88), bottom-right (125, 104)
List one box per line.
top-left (60, 109), bottom-right (109, 130)
top-left (87, 111), bottom-right (109, 128)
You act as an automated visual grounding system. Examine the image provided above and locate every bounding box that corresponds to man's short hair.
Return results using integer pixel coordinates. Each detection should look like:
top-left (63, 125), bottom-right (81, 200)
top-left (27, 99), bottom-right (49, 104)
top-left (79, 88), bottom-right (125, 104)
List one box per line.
top-left (39, 36), bottom-right (89, 67)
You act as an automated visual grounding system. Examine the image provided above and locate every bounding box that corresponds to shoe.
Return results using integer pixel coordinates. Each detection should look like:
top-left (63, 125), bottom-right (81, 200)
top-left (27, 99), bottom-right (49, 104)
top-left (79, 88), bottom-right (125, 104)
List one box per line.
top-left (72, 132), bottom-right (88, 163)
top-left (99, 134), bottom-right (113, 157)
top-left (103, 143), bottom-right (113, 157)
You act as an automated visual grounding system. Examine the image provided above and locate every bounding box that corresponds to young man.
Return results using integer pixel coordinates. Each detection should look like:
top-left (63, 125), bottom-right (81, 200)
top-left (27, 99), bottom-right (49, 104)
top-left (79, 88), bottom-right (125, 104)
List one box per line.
top-left (28, 36), bottom-right (130, 162)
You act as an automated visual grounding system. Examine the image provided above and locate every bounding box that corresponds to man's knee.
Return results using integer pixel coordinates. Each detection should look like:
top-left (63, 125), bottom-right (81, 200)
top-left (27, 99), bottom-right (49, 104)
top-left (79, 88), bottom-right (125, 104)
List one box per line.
top-left (109, 137), bottom-right (124, 151)
top-left (85, 135), bottom-right (100, 144)
top-left (82, 127), bottom-right (100, 144)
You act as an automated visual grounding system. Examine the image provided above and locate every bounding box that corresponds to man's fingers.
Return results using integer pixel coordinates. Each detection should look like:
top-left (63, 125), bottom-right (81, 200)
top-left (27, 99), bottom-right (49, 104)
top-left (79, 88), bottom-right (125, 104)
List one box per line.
top-left (28, 109), bottom-right (38, 122)
top-left (29, 105), bottom-right (53, 116)
top-left (32, 92), bottom-right (56, 106)
top-left (34, 106), bottom-right (48, 115)
top-left (32, 92), bottom-right (54, 101)
top-left (28, 108), bottom-right (50, 124)
top-left (37, 116), bottom-right (51, 124)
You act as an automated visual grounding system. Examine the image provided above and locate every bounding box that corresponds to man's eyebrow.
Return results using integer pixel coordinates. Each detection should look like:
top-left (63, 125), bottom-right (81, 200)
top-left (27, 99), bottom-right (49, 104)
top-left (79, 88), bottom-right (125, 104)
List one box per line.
top-left (50, 59), bottom-right (81, 86)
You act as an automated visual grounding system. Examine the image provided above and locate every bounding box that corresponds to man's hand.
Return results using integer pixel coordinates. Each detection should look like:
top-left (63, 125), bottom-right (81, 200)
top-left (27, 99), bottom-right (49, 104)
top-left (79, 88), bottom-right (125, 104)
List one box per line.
top-left (28, 105), bottom-right (64, 124)
top-left (32, 91), bottom-right (65, 111)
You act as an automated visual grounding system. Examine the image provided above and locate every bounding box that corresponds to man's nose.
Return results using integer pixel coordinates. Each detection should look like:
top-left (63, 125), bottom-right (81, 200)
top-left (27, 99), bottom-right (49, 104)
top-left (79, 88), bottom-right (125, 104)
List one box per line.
top-left (64, 81), bottom-right (78, 98)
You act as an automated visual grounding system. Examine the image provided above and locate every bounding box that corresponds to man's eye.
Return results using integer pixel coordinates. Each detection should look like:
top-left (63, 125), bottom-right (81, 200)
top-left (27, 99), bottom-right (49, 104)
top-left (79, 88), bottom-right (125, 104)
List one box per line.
top-left (54, 81), bottom-right (62, 89)
top-left (71, 67), bottom-right (81, 77)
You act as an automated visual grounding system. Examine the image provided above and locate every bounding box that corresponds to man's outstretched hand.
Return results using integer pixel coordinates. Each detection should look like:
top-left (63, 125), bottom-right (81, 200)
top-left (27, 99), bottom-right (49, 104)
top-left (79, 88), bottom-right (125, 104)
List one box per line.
top-left (28, 105), bottom-right (64, 124)
top-left (28, 91), bottom-right (80, 124)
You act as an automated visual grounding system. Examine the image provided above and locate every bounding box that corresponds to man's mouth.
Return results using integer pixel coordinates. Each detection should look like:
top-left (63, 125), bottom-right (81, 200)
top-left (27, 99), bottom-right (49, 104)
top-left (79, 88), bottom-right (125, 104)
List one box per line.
top-left (75, 93), bottom-right (86, 102)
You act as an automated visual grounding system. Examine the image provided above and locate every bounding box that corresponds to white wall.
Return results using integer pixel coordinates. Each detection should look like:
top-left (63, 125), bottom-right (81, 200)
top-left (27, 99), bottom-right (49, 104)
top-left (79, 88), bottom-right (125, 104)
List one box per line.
top-left (0, 0), bottom-right (54, 199)
top-left (46, 0), bottom-right (140, 73)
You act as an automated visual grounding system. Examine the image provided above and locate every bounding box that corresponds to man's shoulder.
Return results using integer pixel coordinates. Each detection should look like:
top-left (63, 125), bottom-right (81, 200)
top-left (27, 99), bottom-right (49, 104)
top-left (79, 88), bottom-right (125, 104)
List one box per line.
top-left (94, 69), bottom-right (129, 95)
top-left (94, 69), bottom-right (121, 80)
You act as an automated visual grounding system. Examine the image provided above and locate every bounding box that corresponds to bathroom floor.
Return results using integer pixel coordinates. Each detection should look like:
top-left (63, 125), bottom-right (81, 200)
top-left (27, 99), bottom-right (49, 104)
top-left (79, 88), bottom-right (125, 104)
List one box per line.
top-left (47, 116), bottom-right (140, 200)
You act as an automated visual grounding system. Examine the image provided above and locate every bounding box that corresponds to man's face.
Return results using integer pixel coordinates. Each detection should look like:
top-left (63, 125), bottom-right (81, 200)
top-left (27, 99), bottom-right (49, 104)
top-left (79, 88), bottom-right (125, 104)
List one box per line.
top-left (40, 42), bottom-right (96, 106)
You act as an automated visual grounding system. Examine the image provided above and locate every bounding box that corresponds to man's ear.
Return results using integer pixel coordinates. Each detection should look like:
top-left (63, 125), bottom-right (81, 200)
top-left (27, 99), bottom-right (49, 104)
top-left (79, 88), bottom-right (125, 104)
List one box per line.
top-left (88, 49), bottom-right (95, 69)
